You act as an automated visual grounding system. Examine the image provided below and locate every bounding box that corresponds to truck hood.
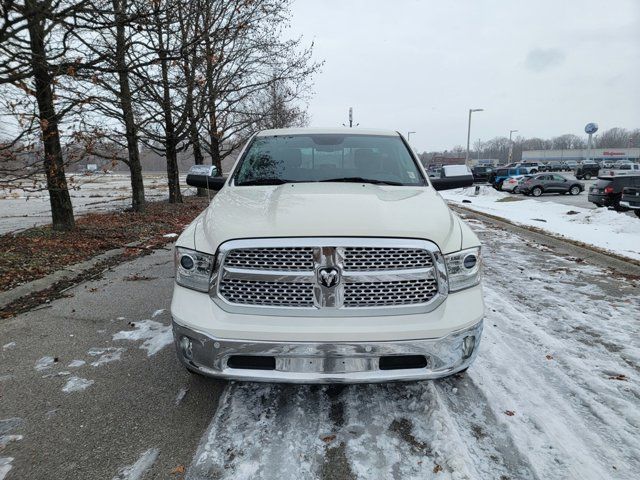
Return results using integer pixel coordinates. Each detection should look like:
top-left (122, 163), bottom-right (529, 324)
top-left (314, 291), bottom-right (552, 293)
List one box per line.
top-left (188, 183), bottom-right (465, 254)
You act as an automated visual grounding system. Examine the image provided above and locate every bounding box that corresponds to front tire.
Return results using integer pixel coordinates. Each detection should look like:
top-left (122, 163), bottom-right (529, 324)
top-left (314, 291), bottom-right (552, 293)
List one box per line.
top-left (532, 186), bottom-right (543, 197)
top-left (584, 173), bottom-right (592, 180)
top-left (569, 185), bottom-right (581, 195)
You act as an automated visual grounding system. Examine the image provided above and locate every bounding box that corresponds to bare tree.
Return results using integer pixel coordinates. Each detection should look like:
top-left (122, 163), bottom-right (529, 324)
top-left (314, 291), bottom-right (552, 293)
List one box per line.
top-left (0, 0), bottom-right (90, 230)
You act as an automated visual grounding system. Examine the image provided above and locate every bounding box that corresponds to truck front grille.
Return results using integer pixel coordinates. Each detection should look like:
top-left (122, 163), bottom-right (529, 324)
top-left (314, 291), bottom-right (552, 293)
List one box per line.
top-left (212, 238), bottom-right (447, 316)
top-left (344, 279), bottom-right (439, 307)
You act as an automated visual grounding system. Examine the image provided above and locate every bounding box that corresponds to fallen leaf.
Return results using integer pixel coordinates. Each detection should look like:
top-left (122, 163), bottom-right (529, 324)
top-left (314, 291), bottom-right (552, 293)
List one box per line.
top-left (170, 465), bottom-right (185, 474)
top-left (545, 354), bottom-right (553, 360)
top-left (433, 464), bottom-right (443, 473)
top-left (321, 434), bottom-right (336, 443)
top-left (609, 374), bottom-right (628, 381)
top-left (505, 410), bottom-right (515, 416)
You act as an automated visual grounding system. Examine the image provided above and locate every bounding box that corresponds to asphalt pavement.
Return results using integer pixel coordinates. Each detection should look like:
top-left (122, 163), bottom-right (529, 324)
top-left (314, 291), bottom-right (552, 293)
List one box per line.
top-left (1, 216), bottom-right (639, 479)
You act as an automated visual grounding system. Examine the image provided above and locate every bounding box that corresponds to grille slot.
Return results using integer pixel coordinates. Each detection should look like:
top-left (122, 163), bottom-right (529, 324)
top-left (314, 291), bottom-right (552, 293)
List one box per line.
top-left (344, 279), bottom-right (438, 307)
top-left (219, 279), bottom-right (314, 307)
top-left (224, 247), bottom-right (314, 271)
top-left (343, 247), bottom-right (433, 271)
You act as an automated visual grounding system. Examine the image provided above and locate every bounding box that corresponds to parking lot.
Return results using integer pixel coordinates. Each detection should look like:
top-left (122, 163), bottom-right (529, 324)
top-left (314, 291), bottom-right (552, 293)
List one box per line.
top-left (1, 212), bottom-right (638, 480)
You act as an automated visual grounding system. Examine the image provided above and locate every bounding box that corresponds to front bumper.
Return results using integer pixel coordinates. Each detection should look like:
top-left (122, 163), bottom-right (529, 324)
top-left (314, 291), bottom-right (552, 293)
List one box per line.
top-left (620, 200), bottom-right (640, 210)
top-left (172, 319), bottom-right (483, 383)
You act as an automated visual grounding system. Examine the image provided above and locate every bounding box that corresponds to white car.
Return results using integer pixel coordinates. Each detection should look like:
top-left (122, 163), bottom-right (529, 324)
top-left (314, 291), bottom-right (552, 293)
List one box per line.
top-left (502, 175), bottom-right (527, 193)
top-left (171, 128), bottom-right (484, 383)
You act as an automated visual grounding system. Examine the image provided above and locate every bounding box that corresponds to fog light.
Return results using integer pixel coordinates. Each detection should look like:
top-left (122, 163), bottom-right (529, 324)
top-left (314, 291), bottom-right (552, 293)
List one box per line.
top-left (180, 336), bottom-right (193, 360)
top-left (462, 336), bottom-right (476, 359)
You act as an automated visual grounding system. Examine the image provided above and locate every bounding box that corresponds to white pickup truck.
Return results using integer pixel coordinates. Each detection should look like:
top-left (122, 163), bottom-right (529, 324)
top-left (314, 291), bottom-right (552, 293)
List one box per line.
top-left (171, 128), bottom-right (484, 383)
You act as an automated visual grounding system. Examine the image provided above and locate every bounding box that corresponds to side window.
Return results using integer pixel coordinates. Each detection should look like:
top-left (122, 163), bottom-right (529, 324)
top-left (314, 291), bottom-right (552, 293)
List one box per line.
top-left (553, 175), bottom-right (565, 181)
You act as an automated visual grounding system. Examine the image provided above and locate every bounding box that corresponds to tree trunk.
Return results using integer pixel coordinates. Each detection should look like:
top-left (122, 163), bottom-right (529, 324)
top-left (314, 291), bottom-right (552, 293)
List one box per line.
top-left (156, 10), bottom-right (182, 204)
top-left (26, 0), bottom-right (74, 231)
top-left (115, 0), bottom-right (145, 212)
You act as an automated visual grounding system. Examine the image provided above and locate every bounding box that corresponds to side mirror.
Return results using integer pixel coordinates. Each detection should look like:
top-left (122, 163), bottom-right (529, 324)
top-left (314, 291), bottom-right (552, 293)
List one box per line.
top-left (186, 165), bottom-right (226, 191)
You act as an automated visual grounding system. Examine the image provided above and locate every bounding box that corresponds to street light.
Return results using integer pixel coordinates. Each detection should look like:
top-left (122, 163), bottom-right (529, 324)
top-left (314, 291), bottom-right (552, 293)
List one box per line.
top-left (465, 109), bottom-right (484, 167)
top-left (508, 129), bottom-right (518, 164)
top-left (407, 131), bottom-right (416, 142)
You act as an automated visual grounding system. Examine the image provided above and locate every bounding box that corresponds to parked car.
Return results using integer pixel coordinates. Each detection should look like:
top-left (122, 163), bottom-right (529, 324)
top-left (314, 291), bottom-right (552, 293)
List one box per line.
top-left (620, 186), bottom-right (640, 218)
top-left (588, 174), bottom-right (640, 210)
top-left (575, 162), bottom-right (600, 180)
top-left (174, 128), bottom-right (484, 383)
top-left (514, 162), bottom-right (541, 174)
top-left (471, 165), bottom-right (493, 183)
top-left (491, 167), bottom-right (529, 190)
top-left (519, 173), bottom-right (584, 197)
top-left (502, 175), bottom-right (530, 193)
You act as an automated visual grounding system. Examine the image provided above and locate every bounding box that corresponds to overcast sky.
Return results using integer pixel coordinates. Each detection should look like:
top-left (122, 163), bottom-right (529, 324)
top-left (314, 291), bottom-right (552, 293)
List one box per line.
top-left (288, 0), bottom-right (640, 152)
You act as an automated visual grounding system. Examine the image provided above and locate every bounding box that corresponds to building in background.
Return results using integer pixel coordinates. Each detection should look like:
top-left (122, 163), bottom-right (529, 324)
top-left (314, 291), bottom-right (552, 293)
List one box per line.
top-left (522, 148), bottom-right (639, 165)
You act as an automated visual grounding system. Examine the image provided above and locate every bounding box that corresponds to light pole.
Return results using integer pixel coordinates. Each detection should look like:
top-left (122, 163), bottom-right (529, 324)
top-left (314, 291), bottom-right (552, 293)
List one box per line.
top-left (407, 131), bottom-right (416, 142)
top-left (465, 108), bottom-right (484, 167)
top-left (508, 129), bottom-right (518, 164)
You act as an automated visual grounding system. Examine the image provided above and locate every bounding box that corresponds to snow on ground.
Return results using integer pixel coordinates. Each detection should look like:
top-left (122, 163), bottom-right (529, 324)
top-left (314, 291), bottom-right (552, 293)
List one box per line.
top-left (186, 216), bottom-right (640, 480)
top-left (0, 418), bottom-right (23, 480)
top-left (0, 457), bottom-right (14, 480)
top-left (68, 359), bottom-right (86, 368)
top-left (34, 356), bottom-right (56, 371)
top-left (88, 347), bottom-right (125, 367)
top-left (1, 342), bottom-right (15, 351)
top-left (112, 448), bottom-right (159, 480)
top-left (62, 376), bottom-right (94, 393)
top-left (441, 185), bottom-right (640, 260)
top-left (113, 319), bottom-right (172, 356)
top-left (0, 173), bottom-right (187, 234)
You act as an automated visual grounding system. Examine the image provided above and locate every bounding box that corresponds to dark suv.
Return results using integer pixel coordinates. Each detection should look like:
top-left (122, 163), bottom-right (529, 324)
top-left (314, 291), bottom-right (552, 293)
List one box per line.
top-left (575, 162), bottom-right (600, 180)
top-left (471, 166), bottom-right (493, 183)
top-left (588, 175), bottom-right (640, 210)
top-left (519, 174), bottom-right (584, 197)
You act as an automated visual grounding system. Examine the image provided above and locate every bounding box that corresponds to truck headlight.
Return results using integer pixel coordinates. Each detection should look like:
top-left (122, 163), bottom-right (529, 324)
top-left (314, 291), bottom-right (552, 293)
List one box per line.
top-left (444, 247), bottom-right (481, 292)
top-left (174, 247), bottom-right (215, 292)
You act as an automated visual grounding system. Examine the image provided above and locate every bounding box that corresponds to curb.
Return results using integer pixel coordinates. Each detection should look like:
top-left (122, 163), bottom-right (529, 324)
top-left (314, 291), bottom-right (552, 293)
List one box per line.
top-left (0, 241), bottom-right (144, 308)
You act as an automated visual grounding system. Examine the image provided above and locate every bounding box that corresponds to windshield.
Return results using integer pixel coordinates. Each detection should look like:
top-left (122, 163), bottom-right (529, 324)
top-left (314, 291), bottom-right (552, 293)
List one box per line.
top-left (234, 134), bottom-right (425, 186)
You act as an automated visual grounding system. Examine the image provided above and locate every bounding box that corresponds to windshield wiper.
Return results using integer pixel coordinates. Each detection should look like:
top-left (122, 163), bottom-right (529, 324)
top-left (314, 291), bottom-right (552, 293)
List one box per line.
top-left (319, 177), bottom-right (404, 186)
top-left (237, 178), bottom-right (298, 186)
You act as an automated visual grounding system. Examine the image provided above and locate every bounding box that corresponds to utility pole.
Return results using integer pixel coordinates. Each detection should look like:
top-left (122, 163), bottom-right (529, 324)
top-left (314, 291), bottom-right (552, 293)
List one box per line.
top-left (466, 108), bottom-right (484, 167)
top-left (508, 129), bottom-right (518, 164)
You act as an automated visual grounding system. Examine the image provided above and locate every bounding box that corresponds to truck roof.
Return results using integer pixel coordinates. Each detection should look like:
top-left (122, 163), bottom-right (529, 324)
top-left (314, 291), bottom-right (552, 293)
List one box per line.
top-left (255, 127), bottom-right (400, 137)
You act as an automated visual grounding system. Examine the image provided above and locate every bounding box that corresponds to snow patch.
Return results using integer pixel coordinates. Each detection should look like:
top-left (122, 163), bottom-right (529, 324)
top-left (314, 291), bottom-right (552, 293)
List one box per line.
top-left (2, 342), bottom-right (15, 351)
top-left (0, 457), bottom-right (14, 480)
top-left (112, 448), bottom-right (159, 480)
top-left (0, 435), bottom-right (22, 449)
top-left (68, 359), bottom-right (86, 368)
top-left (34, 356), bottom-right (56, 371)
top-left (62, 376), bottom-right (94, 393)
top-left (441, 186), bottom-right (640, 260)
top-left (151, 309), bottom-right (165, 318)
top-left (88, 347), bottom-right (124, 367)
top-left (113, 320), bottom-right (172, 356)
top-left (163, 233), bottom-right (178, 238)
top-left (175, 387), bottom-right (189, 406)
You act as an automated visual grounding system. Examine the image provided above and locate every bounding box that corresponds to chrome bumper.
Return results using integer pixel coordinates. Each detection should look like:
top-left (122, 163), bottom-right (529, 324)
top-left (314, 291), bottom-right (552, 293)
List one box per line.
top-left (172, 320), bottom-right (483, 383)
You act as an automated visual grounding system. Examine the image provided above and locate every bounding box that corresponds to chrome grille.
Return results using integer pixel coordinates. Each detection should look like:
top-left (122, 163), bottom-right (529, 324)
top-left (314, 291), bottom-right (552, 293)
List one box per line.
top-left (224, 247), bottom-right (314, 271)
top-left (344, 279), bottom-right (438, 307)
top-left (213, 238), bottom-right (447, 316)
top-left (343, 247), bottom-right (433, 271)
top-left (219, 279), bottom-right (314, 307)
